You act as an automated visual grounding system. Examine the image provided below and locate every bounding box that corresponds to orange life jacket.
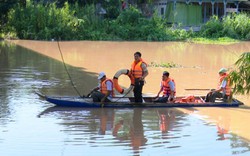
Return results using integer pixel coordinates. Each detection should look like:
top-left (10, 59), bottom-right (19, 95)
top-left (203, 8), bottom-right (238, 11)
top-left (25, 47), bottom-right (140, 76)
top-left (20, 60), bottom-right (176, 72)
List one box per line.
top-left (217, 73), bottom-right (231, 96)
top-left (131, 59), bottom-right (147, 79)
top-left (161, 78), bottom-right (176, 96)
top-left (100, 78), bottom-right (114, 97)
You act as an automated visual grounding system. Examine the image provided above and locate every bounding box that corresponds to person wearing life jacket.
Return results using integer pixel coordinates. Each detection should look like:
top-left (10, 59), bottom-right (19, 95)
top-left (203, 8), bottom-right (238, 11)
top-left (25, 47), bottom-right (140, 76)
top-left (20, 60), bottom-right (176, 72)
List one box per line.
top-left (154, 71), bottom-right (176, 103)
top-left (130, 52), bottom-right (148, 103)
top-left (205, 68), bottom-right (231, 102)
top-left (90, 72), bottom-right (114, 103)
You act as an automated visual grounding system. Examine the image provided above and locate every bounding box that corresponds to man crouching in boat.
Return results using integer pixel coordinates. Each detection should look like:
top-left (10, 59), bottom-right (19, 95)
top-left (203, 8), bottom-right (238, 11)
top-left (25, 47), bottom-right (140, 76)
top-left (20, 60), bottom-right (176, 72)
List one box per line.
top-left (90, 72), bottom-right (114, 103)
top-left (205, 68), bottom-right (231, 102)
top-left (154, 71), bottom-right (176, 103)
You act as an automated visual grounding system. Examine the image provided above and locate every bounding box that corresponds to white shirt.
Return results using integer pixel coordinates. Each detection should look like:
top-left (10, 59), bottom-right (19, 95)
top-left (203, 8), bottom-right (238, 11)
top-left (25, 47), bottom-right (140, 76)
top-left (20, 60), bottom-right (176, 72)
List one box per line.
top-left (220, 79), bottom-right (227, 94)
top-left (220, 79), bottom-right (227, 88)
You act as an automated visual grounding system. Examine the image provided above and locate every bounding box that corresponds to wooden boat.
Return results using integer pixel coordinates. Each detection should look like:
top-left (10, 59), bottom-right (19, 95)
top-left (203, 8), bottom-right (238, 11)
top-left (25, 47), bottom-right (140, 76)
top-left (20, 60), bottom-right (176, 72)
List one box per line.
top-left (37, 93), bottom-right (244, 108)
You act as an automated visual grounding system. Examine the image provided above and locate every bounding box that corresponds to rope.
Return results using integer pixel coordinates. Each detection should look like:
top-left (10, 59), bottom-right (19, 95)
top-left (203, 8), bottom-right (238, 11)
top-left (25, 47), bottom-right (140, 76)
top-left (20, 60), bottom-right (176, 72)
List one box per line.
top-left (57, 40), bottom-right (82, 97)
top-left (112, 86), bottom-right (134, 102)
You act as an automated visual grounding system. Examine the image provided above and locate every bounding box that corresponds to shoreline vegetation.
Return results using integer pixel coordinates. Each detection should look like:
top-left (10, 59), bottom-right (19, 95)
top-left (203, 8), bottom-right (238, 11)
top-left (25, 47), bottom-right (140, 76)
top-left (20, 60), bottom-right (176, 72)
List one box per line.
top-left (189, 37), bottom-right (239, 44)
top-left (0, 2), bottom-right (249, 44)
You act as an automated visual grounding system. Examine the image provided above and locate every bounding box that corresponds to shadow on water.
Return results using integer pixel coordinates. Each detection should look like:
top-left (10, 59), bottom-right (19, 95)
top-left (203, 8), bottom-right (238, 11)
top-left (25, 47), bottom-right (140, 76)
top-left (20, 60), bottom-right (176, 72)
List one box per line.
top-left (0, 41), bottom-right (98, 97)
top-left (0, 41), bottom-right (98, 123)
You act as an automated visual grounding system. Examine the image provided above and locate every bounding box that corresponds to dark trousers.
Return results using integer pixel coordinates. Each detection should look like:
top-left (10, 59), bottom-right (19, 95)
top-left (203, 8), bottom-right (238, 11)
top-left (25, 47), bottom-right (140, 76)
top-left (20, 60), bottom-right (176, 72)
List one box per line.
top-left (205, 91), bottom-right (228, 102)
top-left (154, 96), bottom-right (169, 103)
top-left (133, 78), bottom-right (144, 103)
top-left (91, 91), bottom-right (111, 102)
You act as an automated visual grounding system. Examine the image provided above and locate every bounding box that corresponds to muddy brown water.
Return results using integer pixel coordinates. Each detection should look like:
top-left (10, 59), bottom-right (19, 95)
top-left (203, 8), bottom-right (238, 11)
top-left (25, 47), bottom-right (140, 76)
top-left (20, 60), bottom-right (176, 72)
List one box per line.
top-left (1, 40), bottom-right (250, 155)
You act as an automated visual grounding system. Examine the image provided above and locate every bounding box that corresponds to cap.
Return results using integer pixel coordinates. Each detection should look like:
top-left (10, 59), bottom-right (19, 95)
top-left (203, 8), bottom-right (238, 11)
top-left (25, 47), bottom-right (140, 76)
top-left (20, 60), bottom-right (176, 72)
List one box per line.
top-left (218, 68), bottom-right (227, 74)
top-left (163, 71), bottom-right (169, 76)
top-left (98, 72), bottom-right (106, 80)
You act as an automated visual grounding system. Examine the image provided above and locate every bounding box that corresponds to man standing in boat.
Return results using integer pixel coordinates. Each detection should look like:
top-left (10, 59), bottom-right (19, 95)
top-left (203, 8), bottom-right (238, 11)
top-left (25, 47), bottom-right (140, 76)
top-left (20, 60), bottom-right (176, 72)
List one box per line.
top-left (90, 72), bottom-right (114, 103)
top-left (130, 52), bottom-right (148, 103)
top-left (205, 68), bottom-right (231, 102)
top-left (154, 71), bottom-right (176, 103)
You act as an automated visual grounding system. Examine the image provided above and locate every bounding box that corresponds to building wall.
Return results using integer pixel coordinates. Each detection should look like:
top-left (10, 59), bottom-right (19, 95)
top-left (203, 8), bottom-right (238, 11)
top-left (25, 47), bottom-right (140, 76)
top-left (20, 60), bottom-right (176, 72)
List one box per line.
top-left (154, 0), bottom-right (244, 26)
top-left (166, 3), bottom-right (202, 26)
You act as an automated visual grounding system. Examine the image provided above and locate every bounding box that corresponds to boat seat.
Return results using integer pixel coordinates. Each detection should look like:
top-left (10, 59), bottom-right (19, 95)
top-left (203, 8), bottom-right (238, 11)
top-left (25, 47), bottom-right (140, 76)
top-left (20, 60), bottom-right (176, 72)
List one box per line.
top-left (215, 98), bottom-right (224, 103)
top-left (215, 94), bottom-right (232, 103)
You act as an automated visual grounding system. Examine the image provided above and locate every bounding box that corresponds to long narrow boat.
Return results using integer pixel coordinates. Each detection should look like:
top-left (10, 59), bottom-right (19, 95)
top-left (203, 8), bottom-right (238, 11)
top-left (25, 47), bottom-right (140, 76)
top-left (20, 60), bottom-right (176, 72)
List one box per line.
top-left (37, 93), bottom-right (244, 108)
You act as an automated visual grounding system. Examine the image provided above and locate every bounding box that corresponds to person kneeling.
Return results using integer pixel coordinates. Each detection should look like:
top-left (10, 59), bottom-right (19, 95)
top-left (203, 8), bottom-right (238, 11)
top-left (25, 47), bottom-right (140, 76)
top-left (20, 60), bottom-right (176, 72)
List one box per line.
top-left (154, 71), bottom-right (176, 103)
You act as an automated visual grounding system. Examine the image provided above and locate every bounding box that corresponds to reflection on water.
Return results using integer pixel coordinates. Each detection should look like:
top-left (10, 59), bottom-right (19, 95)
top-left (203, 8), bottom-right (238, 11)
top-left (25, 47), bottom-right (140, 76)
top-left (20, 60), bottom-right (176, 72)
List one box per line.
top-left (0, 41), bottom-right (250, 156)
top-left (37, 107), bottom-right (250, 156)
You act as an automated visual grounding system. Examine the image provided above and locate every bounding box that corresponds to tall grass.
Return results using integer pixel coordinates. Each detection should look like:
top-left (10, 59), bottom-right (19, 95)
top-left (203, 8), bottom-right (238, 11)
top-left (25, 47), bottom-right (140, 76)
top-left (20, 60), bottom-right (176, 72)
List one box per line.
top-left (222, 13), bottom-right (250, 40)
top-left (199, 13), bottom-right (250, 40)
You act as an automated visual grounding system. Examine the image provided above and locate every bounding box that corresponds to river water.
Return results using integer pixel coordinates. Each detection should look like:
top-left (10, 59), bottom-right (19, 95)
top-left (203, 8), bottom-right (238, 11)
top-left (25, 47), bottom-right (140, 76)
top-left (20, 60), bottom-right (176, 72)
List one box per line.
top-left (0, 40), bottom-right (250, 156)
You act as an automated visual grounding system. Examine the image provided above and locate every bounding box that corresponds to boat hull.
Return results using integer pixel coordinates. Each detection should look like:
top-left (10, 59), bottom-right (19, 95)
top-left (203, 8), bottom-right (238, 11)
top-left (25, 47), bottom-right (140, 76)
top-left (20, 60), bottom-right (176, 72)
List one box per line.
top-left (43, 96), bottom-right (244, 108)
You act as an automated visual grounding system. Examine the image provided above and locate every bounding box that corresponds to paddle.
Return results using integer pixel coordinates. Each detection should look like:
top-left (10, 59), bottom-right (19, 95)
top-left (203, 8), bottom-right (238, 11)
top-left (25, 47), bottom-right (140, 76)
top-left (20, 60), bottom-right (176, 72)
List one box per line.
top-left (185, 89), bottom-right (211, 91)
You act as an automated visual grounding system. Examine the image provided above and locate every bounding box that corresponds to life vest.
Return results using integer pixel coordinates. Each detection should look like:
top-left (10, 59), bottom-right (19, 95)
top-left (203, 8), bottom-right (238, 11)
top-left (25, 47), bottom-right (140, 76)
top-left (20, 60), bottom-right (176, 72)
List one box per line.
top-left (100, 78), bottom-right (114, 97)
top-left (162, 78), bottom-right (176, 96)
top-left (217, 73), bottom-right (231, 96)
top-left (181, 95), bottom-right (195, 103)
top-left (131, 59), bottom-right (147, 79)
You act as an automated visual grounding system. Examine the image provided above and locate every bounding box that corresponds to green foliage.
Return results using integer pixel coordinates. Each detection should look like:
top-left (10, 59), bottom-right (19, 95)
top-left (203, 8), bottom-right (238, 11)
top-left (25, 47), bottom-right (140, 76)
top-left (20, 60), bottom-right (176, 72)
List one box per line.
top-left (107, 8), bottom-right (194, 41)
top-left (200, 16), bottom-right (223, 38)
top-left (191, 37), bottom-right (238, 44)
top-left (103, 0), bottom-right (120, 19)
top-left (230, 52), bottom-right (250, 95)
top-left (0, 0), bottom-right (17, 22)
top-left (109, 6), bottom-right (157, 40)
top-left (148, 61), bottom-right (181, 68)
top-left (200, 13), bottom-right (250, 40)
top-left (3, 2), bottom-right (250, 41)
top-left (166, 28), bottom-right (193, 41)
top-left (117, 6), bottom-right (142, 25)
top-left (7, 2), bottom-right (79, 40)
top-left (222, 13), bottom-right (250, 40)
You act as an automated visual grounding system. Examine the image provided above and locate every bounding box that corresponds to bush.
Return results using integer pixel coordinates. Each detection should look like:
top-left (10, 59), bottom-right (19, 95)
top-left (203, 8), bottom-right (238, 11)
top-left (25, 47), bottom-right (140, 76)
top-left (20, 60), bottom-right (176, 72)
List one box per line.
top-left (7, 2), bottom-right (79, 40)
top-left (200, 16), bottom-right (223, 38)
top-left (222, 13), bottom-right (250, 40)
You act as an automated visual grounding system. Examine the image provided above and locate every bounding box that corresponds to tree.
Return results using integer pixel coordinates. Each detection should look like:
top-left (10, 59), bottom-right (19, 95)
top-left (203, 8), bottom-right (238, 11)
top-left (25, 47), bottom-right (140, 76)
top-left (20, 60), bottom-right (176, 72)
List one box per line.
top-left (230, 52), bottom-right (250, 95)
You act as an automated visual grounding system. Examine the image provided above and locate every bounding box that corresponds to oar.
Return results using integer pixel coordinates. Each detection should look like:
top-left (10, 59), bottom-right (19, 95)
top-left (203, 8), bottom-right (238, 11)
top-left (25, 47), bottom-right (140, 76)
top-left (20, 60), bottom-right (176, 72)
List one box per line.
top-left (185, 89), bottom-right (211, 91)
